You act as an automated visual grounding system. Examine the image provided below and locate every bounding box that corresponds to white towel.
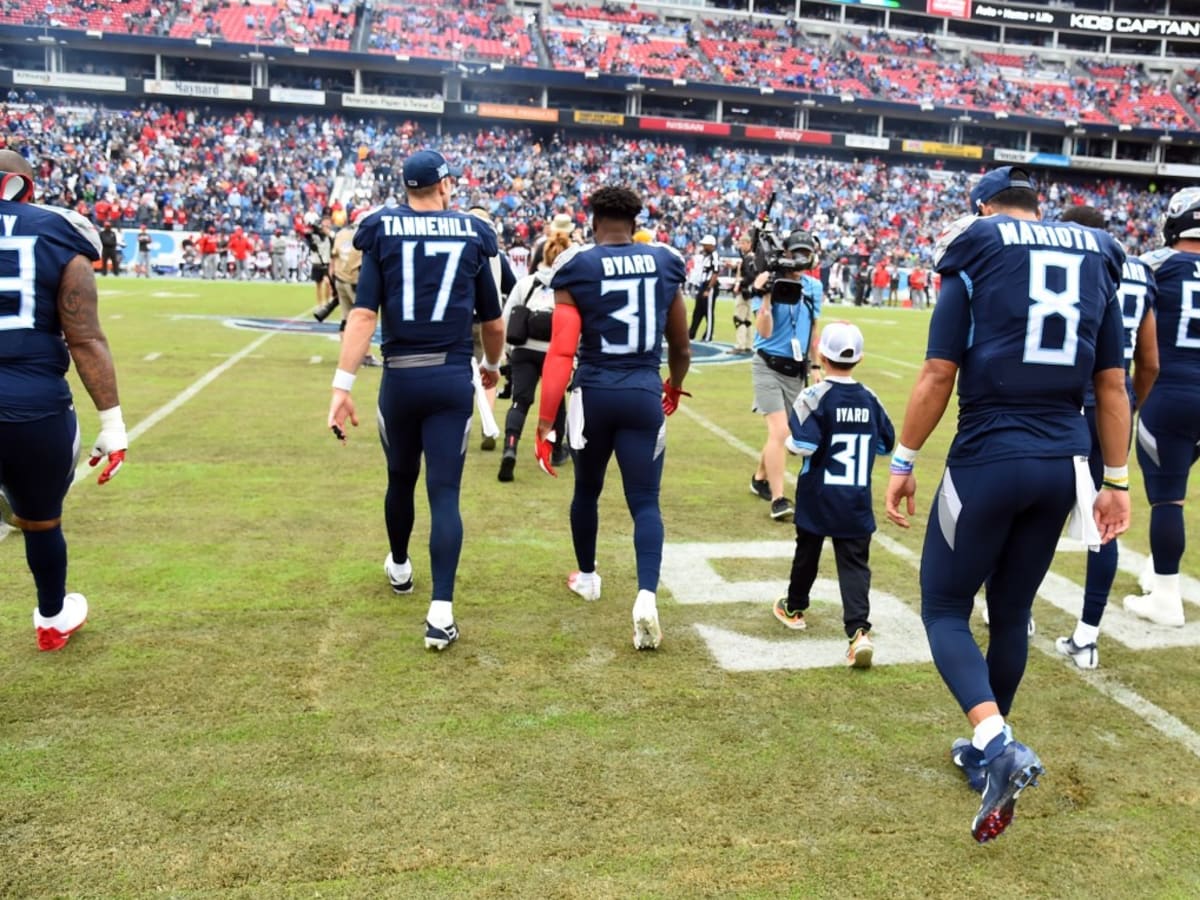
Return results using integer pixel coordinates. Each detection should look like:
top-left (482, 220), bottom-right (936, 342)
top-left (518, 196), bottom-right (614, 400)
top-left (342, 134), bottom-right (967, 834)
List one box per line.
top-left (566, 387), bottom-right (587, 450)
top-left (1066, 455), bottom-right (1102, 552)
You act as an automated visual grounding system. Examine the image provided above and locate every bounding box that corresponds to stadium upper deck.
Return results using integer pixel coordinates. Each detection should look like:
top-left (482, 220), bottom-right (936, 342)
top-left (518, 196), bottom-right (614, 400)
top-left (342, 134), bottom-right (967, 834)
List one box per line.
top-left (1, 0), bottom-right (1198, 178)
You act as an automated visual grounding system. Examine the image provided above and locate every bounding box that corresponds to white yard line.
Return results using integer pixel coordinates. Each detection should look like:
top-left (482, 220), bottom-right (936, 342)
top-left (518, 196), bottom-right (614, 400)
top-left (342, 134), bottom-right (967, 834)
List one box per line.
top-left (679, 402), bottom-right (1200, 759)
top-left (870, 353), bottom-right (921, 370)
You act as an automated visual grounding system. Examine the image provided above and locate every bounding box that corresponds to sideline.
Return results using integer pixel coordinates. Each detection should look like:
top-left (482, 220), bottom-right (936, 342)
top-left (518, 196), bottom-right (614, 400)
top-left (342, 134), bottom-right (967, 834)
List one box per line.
top-left (676, 402), bottom-right (1200, 760)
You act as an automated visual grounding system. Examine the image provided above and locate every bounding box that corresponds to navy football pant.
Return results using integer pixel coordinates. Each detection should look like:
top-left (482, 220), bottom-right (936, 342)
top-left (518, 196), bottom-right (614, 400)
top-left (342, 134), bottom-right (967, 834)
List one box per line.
top-left (378, 364), bottom-right (473, 603)
top-left (0, 409), bottom-right (80, 617)
top-left (1136, 386), bottom-right (1200, 505)
top-left (1135, 386), bottom-right (1199, 576)
top-left (570, 387), bottom-right (666, 593)
top-left (921, 457), bottom-right (1075, 716)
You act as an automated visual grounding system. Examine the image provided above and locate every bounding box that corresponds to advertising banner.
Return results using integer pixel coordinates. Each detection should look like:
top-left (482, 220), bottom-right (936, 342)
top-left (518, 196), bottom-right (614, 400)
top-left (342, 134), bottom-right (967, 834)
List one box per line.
top-left (475, 102), bottom-right (558, 123)
top-left (573, 110), bottom-right (625, 127)
top-left (639, 117), bottom-right (731, 136)
top-left (743, 126), bottom-right (833, 145)
top-left (144, 79), bottom-right (254, 100)
top-left (901, 139), bottom-right (983, 159)
top-left (342, 94), bottom-right (445, 113)
top-left (15, 70), bottom-right (125, 92)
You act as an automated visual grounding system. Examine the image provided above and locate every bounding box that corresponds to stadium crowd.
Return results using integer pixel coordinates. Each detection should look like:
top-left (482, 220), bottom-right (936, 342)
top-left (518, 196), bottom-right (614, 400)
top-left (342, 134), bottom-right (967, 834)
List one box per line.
top-left (0, 98), bottom-right (1182, 277)
top-left (1, 0), bottom-right (1196, 131)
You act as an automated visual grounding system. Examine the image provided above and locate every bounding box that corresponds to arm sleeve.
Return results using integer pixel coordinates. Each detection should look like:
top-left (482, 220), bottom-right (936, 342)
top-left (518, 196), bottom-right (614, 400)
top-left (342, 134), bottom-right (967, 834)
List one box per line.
top-left (925, 273), bottom-right (972, 364)
top-left (538, 303), bottom-right (582, 426)
top-left (354, 252), bottom-right (383, 313)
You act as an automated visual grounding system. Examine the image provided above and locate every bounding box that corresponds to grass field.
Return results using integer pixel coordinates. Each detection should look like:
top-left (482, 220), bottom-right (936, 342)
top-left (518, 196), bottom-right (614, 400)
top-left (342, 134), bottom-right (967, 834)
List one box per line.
top-left (2, 278), bottom-right (1198, 899)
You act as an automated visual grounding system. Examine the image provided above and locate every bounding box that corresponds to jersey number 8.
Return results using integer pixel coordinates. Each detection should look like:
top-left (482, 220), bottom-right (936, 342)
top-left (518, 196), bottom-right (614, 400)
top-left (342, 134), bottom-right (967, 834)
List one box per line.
top-left (1024, 249), bottom-right (1083, 367)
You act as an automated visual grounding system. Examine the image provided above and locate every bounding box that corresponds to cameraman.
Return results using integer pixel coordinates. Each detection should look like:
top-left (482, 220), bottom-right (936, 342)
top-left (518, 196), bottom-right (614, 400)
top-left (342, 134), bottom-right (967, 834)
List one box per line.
top-left (747, 231), bottom-right (824, 521)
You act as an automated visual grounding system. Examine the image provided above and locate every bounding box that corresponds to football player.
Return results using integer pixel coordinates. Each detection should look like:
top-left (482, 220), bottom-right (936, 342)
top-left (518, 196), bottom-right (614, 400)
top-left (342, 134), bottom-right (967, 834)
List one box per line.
top-left (1123, 187), bottom-right (1200, 627)
top-left (535, 185), bottom-right (691, 650)
top-left (0, 149), bottom-right (128, 651)
top-left (885, 167), bottom-right (1131, 842)
top-left (327, 149), bottom-right (505, 651)
top-left (1053, 205), bottom-right (1158, 668)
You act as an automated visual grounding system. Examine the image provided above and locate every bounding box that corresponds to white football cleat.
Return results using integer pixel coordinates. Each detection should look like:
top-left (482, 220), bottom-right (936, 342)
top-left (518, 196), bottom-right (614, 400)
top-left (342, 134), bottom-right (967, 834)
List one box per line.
top-left (1054, 635), bottom-right (1099, 669)
top-left (384, 553), bottom-right (414, 594)
top-left (34, 593), bottom-right (88, 652)
top-left (1138, 555), bottom-right (1156, 594)
top-left (632, 590), bottom-right (662, 650)
top-left (1125, 573), bottom-right (1186, 627)
top-left (1124, 592), bottom-right (1185, 628)
top-left (567, 570), bottom-right (601, 602)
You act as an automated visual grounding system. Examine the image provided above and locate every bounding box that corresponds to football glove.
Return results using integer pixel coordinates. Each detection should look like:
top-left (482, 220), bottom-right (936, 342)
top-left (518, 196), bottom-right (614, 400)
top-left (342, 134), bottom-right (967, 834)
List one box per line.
top-left (661, 380), bottom-right (692, 416)
top-left (88, 406), bottom-right (127, 485)
top-left (535, 430), bottom-right (558, 478)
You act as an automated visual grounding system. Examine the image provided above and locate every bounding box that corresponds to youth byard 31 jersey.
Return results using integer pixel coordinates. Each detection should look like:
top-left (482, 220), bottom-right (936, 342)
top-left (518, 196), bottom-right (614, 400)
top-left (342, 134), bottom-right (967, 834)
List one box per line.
top-left (0, 200), bottom-right (102, 422)
top-left (1141, 246), bottom-right (1200, 392)
top-left (551, 241), bottom-right (687, 394)
top-left (1084, 253), bottom-right (1156, 407)
top-left (930, 214), bottom-right (1126, 464)
top-left (788, 380), bottom-right (896, 538)
top-left (353, 205), bottom-right (501, 361)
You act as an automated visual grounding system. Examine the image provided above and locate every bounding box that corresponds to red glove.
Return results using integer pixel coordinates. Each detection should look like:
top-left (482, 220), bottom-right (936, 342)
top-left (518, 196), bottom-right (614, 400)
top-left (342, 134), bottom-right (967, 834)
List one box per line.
top-left (88, 407), bottom-right (128, 485)
top-left (89, 449), bottom-right (125, 485)
top-left (534, 430), bottom-right (558, 477)
top-left (661, 380), bottom-right (692, 416)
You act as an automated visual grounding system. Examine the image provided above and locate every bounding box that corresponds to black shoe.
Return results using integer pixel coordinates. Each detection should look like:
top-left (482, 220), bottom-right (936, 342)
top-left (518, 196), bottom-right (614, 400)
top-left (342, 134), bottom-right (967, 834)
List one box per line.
top-left (551, 446), bottom-right (570, 467)
top-left (770, 497), bottom-right (794, 521)
top-left (481, 435), bottom-right (496, 451)
top-left (498, 448), bottom-right (517, 482)
top-left (749, 477), bottom-right (771, 501)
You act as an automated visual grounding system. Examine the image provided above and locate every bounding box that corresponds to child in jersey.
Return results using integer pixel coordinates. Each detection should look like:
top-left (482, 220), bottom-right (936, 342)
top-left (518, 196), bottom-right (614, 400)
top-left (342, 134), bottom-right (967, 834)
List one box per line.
top-left (772, 321), bottom-right (895, 668)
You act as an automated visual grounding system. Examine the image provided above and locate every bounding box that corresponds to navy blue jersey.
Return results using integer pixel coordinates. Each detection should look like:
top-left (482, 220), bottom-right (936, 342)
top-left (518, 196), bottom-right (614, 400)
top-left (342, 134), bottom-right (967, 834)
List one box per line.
top-left (930, 214), bottom-right (1125, 464)
top-left (788, 379), bottom-right (895, 538)
top-left (353, 205), bottom-right (501, 361)
top-left (0, 200), bottom-right (102, 422)
top-left (551, 241), bottom-right (687, 394)
top-left (1084, 254), bottom-right (1156, 407)
top-left (1141, 247), bottom-right (1200, 392)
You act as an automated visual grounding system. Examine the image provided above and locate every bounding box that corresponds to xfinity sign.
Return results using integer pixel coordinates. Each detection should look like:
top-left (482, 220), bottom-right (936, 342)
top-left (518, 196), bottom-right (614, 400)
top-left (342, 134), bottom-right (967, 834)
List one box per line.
top-left (968, 3), bottom-right (1200, 39)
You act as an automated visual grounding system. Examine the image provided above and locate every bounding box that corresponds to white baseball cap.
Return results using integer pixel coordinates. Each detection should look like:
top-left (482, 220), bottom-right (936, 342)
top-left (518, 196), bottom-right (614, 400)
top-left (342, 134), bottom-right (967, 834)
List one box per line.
top-left (818, 320), bottom-right (864, 365)
top-left (700, 234), bottom-right (717, 246)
